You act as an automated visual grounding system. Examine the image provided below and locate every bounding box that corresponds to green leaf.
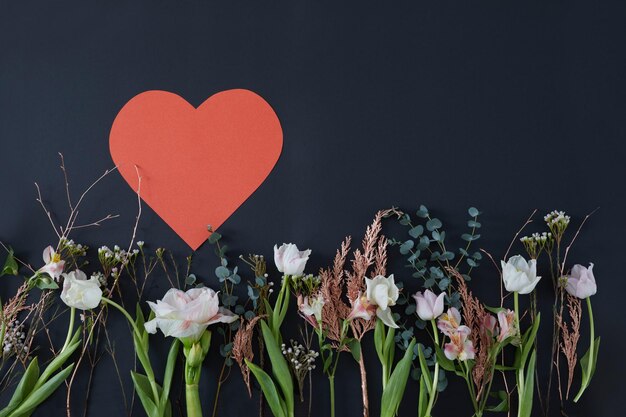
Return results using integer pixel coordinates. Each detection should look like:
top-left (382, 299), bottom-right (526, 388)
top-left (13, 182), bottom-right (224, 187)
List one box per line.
top-left (347, 339), bottom-right (361, 362)
top-left (158, 339), bottom-right (180, 412)
top-left (381, 339), bottom-right (416, 417)
top-left (399, 240), bottom-right (414, 255)
top-left (416, 205), bottom-right (429, 218)
top-left (1, 248), bottom-right (18, 277)
top-left (468, 207), bottom-right (480, 217)
top-left (246, 361), bottom-right (287, 417)
top-left (408, 226), bottom-right (424, 238)
top-left (10, 364), bottom-right (75, 416)
top-left (434, 344), bottom-right (456, 372)
top-left (208, 232), bottom-right (222, 244)
top-left (518, 350), bottom-right (536, 417)
top-left (416, 344), bottom-right (432, 394)
top-left (215, 266), bottom-right (230, 280)
top-left (417, 375), bottom-right (428, 417)
top-left (374, 319), bottom-right (385, 363)
top-left (485, 390), bottom-right (509, 412)
top-left (260, 321), bottom-right (293, 416)
top-left (0, 358), bottom-right (40, 416)
top-left (426, 218), bottom-right (442, 231)
top-left (184, 274), bottom-right (196, 285)
top-left (34, 329), bottom-right (81, 390)
top-left (518, 314), bottom-right (540, 370)
top-left (574, 336), bottom-right (600, 402)
top-left (131, 372), bottom-right (160, 417)
top-left (32, 276), bottom-right (58, 290)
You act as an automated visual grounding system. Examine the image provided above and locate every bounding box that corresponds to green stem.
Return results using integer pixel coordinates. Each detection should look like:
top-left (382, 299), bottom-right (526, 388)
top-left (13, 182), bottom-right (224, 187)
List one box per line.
top-left (61, 307), bottom-right (76, 352)
top-left (461, 359), bottom-right (478, 412)
top-left (186, 382), bottom-right (202, 417)
top-left (382, 361), bottom-right (388, 391)
top-left (101, 297), bottom-right (160, 401)
top-left (329, 375), bottom-right (336, 417)
top-left (100, 297), bottom-right (142, 336)
top-left (514, 291), bottom-right (525, 415)
top-left (425, 320), bottom-right (440, 417)
top-left (573, 298), bottom-right (595, 402)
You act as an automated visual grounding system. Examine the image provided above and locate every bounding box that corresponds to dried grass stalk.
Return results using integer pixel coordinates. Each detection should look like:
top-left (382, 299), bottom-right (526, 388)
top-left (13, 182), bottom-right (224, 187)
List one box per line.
top-left (557, 295), bottom-right (582, 399)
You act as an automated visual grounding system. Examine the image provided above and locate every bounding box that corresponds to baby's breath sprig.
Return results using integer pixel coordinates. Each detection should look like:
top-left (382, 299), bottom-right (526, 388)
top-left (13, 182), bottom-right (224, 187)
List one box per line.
top-left (544, 210), bottom-right (571, 243)
top-left (281, 338), bottom-right (318, 402)
top-left (520, 232), bottom-right (553, 259)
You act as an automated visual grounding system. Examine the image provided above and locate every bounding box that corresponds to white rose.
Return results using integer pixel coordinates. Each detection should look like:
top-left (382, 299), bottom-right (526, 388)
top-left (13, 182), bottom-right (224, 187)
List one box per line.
top-left (144, 287), bottom-right (238, 342)
top-left (60, 269), bottom-right (102, 310)
top-left (365, 274), bottom-right (400, 328)
top-left (501, 255), bottom-right (541, 294)
top-left (274, 243), bottom-right (311, 276)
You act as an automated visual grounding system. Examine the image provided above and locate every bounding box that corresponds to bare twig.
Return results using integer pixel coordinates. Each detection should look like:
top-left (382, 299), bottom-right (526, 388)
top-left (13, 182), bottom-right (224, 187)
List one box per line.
top-left (504, 209), bottom-right (537, 261)
top-left (34, 182), bottom-right (61, 239)
top-left (559, 208), bottom-right (599, 276)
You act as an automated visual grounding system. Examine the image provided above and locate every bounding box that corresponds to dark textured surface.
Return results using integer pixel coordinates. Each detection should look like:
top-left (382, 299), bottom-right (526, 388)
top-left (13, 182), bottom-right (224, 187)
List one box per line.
top-left (0, 1), bottom-right (625, 416)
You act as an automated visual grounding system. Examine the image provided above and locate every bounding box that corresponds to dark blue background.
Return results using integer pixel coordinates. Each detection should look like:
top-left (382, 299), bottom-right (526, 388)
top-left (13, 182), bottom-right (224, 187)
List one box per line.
top-left (1, 1), bottom-right (624, 416)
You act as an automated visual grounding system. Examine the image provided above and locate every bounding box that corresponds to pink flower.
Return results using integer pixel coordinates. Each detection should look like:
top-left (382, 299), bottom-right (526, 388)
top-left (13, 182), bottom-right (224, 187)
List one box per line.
top-left (437, 307), bottom-right (463, 336)
top-left (497, 309), bottom-right (518, 342)
top-left (481, 314), bottom-right (497, 339)
top-left (444, 330), bottom-right (475, 361)
top-left (347, 293), bottom-right (377, 322)
top-left (38, 245), bottom-right (65, 281)
top-left (413, 290), bottom-right (445, 321)
top-left (145, 287), bottom-right (238, 342)
top-left (565, 263), bottom-right (597, 299)
top-left (298, 294), bottom-right (325, 328)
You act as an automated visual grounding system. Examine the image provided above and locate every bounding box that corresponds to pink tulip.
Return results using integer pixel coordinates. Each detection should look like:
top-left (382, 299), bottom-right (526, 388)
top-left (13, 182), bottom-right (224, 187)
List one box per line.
top-left (565, 263), bottom-right (597, 299)
top-left (413, 290), bottom-right (445, 321)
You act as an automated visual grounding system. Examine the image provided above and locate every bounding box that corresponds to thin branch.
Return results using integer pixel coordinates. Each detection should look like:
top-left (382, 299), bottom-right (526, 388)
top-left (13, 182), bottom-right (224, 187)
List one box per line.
top-left (60, 166), bottom-right (118, 239)
top-left (58, 152), bottom-right (74, 211)
top-left (71, 214), bottom-right (120, 229)
top-left (127, 165), bottom-right (142, 252)
top-left (559, 208), bottom-right (599, 276)
top-left (504, 209), bottom-right (537, 261)
top-left (34, 182), bottom-right (61, 239)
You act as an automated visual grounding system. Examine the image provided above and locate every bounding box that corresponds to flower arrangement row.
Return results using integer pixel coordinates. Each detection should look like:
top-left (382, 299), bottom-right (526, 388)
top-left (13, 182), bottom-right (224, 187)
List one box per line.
top-left (0, 163), bottom-right (599, 417)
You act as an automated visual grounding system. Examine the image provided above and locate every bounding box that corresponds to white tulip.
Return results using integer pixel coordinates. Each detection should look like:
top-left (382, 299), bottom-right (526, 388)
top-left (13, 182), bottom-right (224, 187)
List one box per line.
top-left (60, 269), bottom-right (102, 310)
top-left (501, 255), bottom-right (541, 294)
top-left (274, 243), bottom-right (311, 276)
top-left (144, 287), bottom-right (238, 342)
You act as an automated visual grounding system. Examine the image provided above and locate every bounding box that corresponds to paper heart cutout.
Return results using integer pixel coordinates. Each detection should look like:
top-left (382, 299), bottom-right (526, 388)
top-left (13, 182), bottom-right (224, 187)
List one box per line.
top-left (109, 89), bottom-right (283, 250)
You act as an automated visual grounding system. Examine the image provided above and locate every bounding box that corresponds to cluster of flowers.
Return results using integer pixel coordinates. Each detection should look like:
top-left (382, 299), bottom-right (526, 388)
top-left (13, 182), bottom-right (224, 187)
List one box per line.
top-left (0, 208), bottom-right (600, 417)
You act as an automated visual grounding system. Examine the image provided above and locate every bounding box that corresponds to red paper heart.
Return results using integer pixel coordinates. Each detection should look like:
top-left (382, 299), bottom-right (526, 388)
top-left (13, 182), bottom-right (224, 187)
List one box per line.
top-left (109, 89), bottom-right (283, 250)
